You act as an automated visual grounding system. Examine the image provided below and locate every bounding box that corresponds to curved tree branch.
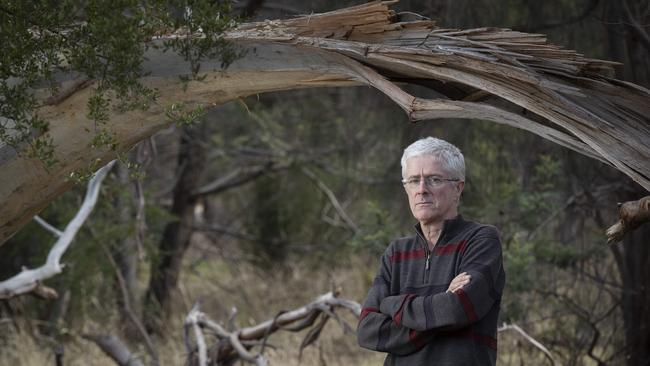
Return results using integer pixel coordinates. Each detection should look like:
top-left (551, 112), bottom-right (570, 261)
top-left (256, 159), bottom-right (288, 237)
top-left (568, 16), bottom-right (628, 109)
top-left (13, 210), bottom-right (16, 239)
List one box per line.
top-left (2, 1), bottom-right (649, 246)
top-left (0, 160), bottom-right (116, 299)
top-left (498, 323), bottom-right (558, 365)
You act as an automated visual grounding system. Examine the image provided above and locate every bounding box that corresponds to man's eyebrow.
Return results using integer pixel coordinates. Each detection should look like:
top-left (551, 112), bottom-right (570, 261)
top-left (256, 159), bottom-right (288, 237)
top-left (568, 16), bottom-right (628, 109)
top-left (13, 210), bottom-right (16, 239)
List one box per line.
top-left (406, 174), bottom-right (444, 179)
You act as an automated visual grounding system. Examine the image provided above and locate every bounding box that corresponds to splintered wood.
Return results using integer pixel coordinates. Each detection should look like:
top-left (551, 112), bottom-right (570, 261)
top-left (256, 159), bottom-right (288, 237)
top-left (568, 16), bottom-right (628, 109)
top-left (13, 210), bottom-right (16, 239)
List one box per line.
top-left (226, 1), bottom-right (650, 192)
top-left (1, 1), bottom-right (649, 246)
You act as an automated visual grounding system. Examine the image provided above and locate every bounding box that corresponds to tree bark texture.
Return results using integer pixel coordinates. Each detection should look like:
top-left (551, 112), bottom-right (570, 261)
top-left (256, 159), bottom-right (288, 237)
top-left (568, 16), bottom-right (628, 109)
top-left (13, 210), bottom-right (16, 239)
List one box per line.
top-left (604, 1), bottom-right (650, 364)
top-left (113, 161), bottom-right (141, 331)
top-left (1, 1), bottom-right (649, 245)
top-left (611, 219), bottom-right (650, 366)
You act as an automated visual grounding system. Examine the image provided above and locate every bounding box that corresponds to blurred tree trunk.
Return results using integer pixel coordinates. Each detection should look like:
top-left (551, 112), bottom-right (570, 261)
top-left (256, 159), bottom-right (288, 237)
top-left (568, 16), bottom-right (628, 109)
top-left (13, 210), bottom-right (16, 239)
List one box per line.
top-left (113, 161), bottom-right (140, 332)
top-left (604, 1), bottom-right (650, 364)
top-left (252, 176), bottom-right (287, 266)
top-left (612, 208), bottom-right (650, 366)
top-left (144, 123), bottom-right (207, 331)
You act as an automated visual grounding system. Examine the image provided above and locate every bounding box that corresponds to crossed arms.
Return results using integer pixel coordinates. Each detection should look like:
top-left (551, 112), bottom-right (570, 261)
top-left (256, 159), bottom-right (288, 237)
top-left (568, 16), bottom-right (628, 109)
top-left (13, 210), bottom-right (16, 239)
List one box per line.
top-left (356, 231), bottom-right (504, 355)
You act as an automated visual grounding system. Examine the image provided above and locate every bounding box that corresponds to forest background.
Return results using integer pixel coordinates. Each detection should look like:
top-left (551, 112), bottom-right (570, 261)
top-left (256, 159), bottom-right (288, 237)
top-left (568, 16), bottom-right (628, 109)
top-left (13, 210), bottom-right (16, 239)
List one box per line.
top-left (1, 0), bottom-right (649, 365)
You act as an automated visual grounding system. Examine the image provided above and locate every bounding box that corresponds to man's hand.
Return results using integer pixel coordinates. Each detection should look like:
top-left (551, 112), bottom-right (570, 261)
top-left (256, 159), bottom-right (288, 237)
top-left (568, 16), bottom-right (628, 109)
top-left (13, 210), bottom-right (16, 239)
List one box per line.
top-left (446, 272), bottom-right (471, 293)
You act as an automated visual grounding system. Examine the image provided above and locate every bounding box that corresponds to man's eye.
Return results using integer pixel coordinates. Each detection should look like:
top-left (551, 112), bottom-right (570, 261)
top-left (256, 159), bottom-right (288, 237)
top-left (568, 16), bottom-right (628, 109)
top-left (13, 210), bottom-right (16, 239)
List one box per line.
top-left (427, 178), bottom-right (442, 185)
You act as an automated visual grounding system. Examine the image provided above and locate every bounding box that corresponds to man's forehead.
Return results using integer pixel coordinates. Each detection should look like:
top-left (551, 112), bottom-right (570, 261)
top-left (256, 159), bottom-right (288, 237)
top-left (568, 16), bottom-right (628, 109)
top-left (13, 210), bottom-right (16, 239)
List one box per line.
top-left (404, 155), bottom-right (448, 174)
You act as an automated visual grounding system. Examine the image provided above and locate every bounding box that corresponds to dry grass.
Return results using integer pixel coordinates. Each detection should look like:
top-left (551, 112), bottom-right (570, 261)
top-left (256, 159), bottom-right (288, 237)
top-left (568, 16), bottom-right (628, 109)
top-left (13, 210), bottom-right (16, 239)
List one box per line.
top-left (0, 245), bottom-right (384, 365)
top-left (0, 243), bottom-right (557, 365)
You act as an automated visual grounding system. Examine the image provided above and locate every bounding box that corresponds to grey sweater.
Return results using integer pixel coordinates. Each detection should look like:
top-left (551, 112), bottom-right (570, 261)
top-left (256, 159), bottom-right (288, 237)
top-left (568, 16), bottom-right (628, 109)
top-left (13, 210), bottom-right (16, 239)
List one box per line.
top-left (357, 215), bottom-right (505, 365)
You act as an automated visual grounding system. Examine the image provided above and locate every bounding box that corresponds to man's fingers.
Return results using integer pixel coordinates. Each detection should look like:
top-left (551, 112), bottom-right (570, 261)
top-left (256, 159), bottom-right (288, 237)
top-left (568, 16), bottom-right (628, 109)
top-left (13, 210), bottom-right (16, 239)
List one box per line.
top-left (446, 273), bottom-right (472, 293)
top-left (450, 275), bottom-right (471, 286)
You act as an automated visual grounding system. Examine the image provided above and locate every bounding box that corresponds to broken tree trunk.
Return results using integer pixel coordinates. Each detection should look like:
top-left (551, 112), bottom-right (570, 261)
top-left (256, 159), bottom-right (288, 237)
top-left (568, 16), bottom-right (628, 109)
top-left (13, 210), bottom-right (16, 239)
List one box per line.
top-left (606, 196), bottom-right (650, 243)
top-left (1, 1), bottom-right (649, 244)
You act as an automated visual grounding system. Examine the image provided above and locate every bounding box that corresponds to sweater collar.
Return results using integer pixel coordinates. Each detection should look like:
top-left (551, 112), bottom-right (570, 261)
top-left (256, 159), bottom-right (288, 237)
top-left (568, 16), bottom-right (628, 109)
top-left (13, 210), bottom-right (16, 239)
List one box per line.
top-left (414, 214), bottom-right (465, 246)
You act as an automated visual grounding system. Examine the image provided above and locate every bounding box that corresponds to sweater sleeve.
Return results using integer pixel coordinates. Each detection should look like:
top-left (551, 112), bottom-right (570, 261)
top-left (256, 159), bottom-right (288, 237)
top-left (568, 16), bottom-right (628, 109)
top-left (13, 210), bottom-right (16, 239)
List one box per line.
top-left (357, 245), bottom-right (434, 355)
top-left (379, 228), bottom-right (504, 332)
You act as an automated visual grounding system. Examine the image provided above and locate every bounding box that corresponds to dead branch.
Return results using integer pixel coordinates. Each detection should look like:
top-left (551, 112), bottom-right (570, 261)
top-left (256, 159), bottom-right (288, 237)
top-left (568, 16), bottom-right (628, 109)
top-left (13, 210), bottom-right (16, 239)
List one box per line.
top-left (185, 305), bottom-right (209, 366)
top-left (621, 0), bottom-right (650, 54)
top-left (498, 323), bottom-right (558, 365)
top-left (43, 79), bottom-right (92, 106)
top-left (191, 161), bottom-right (291, 198)
top-left (606, 196), bottom-right (650, 243)
top-left (0, 160), bottom-right (116, 299)
top-left (101, 245), bottom-right (159, 366)
top-left (33, 215), bottom-right (63, 237)
top-left (82, 333), bottom-right (145, 366)
top-left (184, 292), bottom-right (360, 365)
top-left (301, 167), bottom-right (360, 234)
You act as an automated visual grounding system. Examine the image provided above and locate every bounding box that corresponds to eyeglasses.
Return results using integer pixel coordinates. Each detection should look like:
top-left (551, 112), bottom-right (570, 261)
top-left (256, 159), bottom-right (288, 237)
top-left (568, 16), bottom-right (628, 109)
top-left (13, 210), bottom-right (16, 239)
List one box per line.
top-left (402, 176), bottom-right (460, 190)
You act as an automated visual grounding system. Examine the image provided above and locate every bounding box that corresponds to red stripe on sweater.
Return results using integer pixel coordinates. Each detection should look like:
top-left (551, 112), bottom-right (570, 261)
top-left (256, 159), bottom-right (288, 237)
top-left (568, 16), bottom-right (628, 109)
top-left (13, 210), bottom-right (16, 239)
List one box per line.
top-left (390, 249), bottom-right (426, 263)
top-left (409, 329), bottom-right (435, 349)
top-left (456, 289), bottom-right (478, 322)
top-left (359, 307), bottom-right (378, 323)
top-left (471, 332), bottom-right (498, 350)
top-left (393, 294), bottom-right (416, 326)
top-left (434, 240), bottom-right (468, 256)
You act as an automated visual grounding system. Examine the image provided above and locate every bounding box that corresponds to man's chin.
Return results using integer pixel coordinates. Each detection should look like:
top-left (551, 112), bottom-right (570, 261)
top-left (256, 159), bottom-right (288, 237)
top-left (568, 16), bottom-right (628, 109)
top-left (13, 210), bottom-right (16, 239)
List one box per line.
top-left (414, 212), bottom-right (438, 223)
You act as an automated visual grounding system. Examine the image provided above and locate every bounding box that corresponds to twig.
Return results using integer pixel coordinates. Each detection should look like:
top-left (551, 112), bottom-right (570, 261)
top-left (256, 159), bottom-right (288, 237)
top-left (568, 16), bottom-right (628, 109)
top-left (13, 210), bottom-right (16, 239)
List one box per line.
top-left (43, 79), bottom-right (92, 106)
top-left (101, 244), bottom-right (159, 366)
top-left (186, 304), bottom-right (208, 366)
top-left (301, 168), bottom-right (360, 234)
top-left (498, 323), bottom-right (557, 365)
top-left (621, 0), bottom-right (650, 54)
top-left (82, 333), bottom-right (144, 366)
top-left (33, 216), bottom-right (63, 237)
top-left (184, 292), bottom-right (360, 365)
top-left (191, 161), bottom-right (291, 198)
top-left (0, 160), bottom-right (116, 299)
top-left (606, 196), bottom-right (650, 243)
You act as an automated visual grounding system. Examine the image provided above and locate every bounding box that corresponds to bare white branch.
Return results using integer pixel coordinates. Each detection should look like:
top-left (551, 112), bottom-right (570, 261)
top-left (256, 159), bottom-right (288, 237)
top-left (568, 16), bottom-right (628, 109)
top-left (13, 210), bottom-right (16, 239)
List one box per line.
top-left (498, 323), bottom-right (558, 365)
top-left (184, 292), bottom-right (360, 365)
top-left (0, 160), bottom-right (116, 299)
top-left (186, 305), bottom-right (208, 366)
top-left (301, 168), bottom-right (360, 234)
top-left (33, 215), bottom-right (63, 237)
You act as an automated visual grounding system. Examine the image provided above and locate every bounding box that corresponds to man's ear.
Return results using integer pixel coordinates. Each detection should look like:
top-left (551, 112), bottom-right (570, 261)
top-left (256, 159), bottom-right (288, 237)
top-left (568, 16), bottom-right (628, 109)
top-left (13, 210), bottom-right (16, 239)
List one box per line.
top-left (457, 181), bottom-right (465, 194)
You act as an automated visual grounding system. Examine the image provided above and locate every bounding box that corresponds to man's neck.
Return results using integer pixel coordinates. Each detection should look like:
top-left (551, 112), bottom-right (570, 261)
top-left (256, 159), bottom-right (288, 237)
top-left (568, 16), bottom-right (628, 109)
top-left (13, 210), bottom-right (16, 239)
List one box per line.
top-left (420, 221), bottom-right (444, 250)
top-left (420, 213), bottom-right (459, 250)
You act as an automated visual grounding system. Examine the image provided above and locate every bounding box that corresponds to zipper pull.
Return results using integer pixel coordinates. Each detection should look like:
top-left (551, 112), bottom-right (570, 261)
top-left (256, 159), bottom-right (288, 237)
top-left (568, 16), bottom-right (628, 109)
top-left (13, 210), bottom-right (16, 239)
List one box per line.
top-left (425, 254), bottom-right (430, 270)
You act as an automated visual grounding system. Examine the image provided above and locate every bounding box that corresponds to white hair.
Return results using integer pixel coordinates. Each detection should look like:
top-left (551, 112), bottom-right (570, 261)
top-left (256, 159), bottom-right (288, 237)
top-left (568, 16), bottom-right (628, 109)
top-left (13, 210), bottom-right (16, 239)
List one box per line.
top-left (400, 137), bottom-right (465, 180)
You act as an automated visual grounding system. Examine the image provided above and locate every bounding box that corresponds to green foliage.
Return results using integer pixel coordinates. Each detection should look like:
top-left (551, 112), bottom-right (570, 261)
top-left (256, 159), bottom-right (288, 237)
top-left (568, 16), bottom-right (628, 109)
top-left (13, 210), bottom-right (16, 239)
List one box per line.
top-left (67, 158), bottom-right (103, 185)
top-left (348, 200), bottom-right (400, 256)
top-left (1, 0), bottom-right (239, 165)
top-left (503, 237), bottom-right (535, 293)
top-left (165, 101), bottom-right (206, 126)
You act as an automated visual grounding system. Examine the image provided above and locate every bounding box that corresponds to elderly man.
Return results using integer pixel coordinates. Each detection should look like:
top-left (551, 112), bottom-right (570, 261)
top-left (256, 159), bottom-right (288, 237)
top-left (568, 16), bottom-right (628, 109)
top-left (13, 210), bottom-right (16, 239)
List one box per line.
top-left (357, 137), bottom-right (505, 365)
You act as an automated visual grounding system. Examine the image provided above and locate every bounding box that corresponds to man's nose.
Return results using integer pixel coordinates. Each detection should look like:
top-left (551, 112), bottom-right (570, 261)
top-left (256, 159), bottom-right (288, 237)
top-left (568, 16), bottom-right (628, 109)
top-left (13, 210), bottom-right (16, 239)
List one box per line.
top-left (415, 178), bottom-right (428, 194)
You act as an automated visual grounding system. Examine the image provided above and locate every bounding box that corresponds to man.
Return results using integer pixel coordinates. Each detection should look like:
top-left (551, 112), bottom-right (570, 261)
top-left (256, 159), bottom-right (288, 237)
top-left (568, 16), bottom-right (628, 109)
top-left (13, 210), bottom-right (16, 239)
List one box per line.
top-left (357, 137), bottom-right (505, 365)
